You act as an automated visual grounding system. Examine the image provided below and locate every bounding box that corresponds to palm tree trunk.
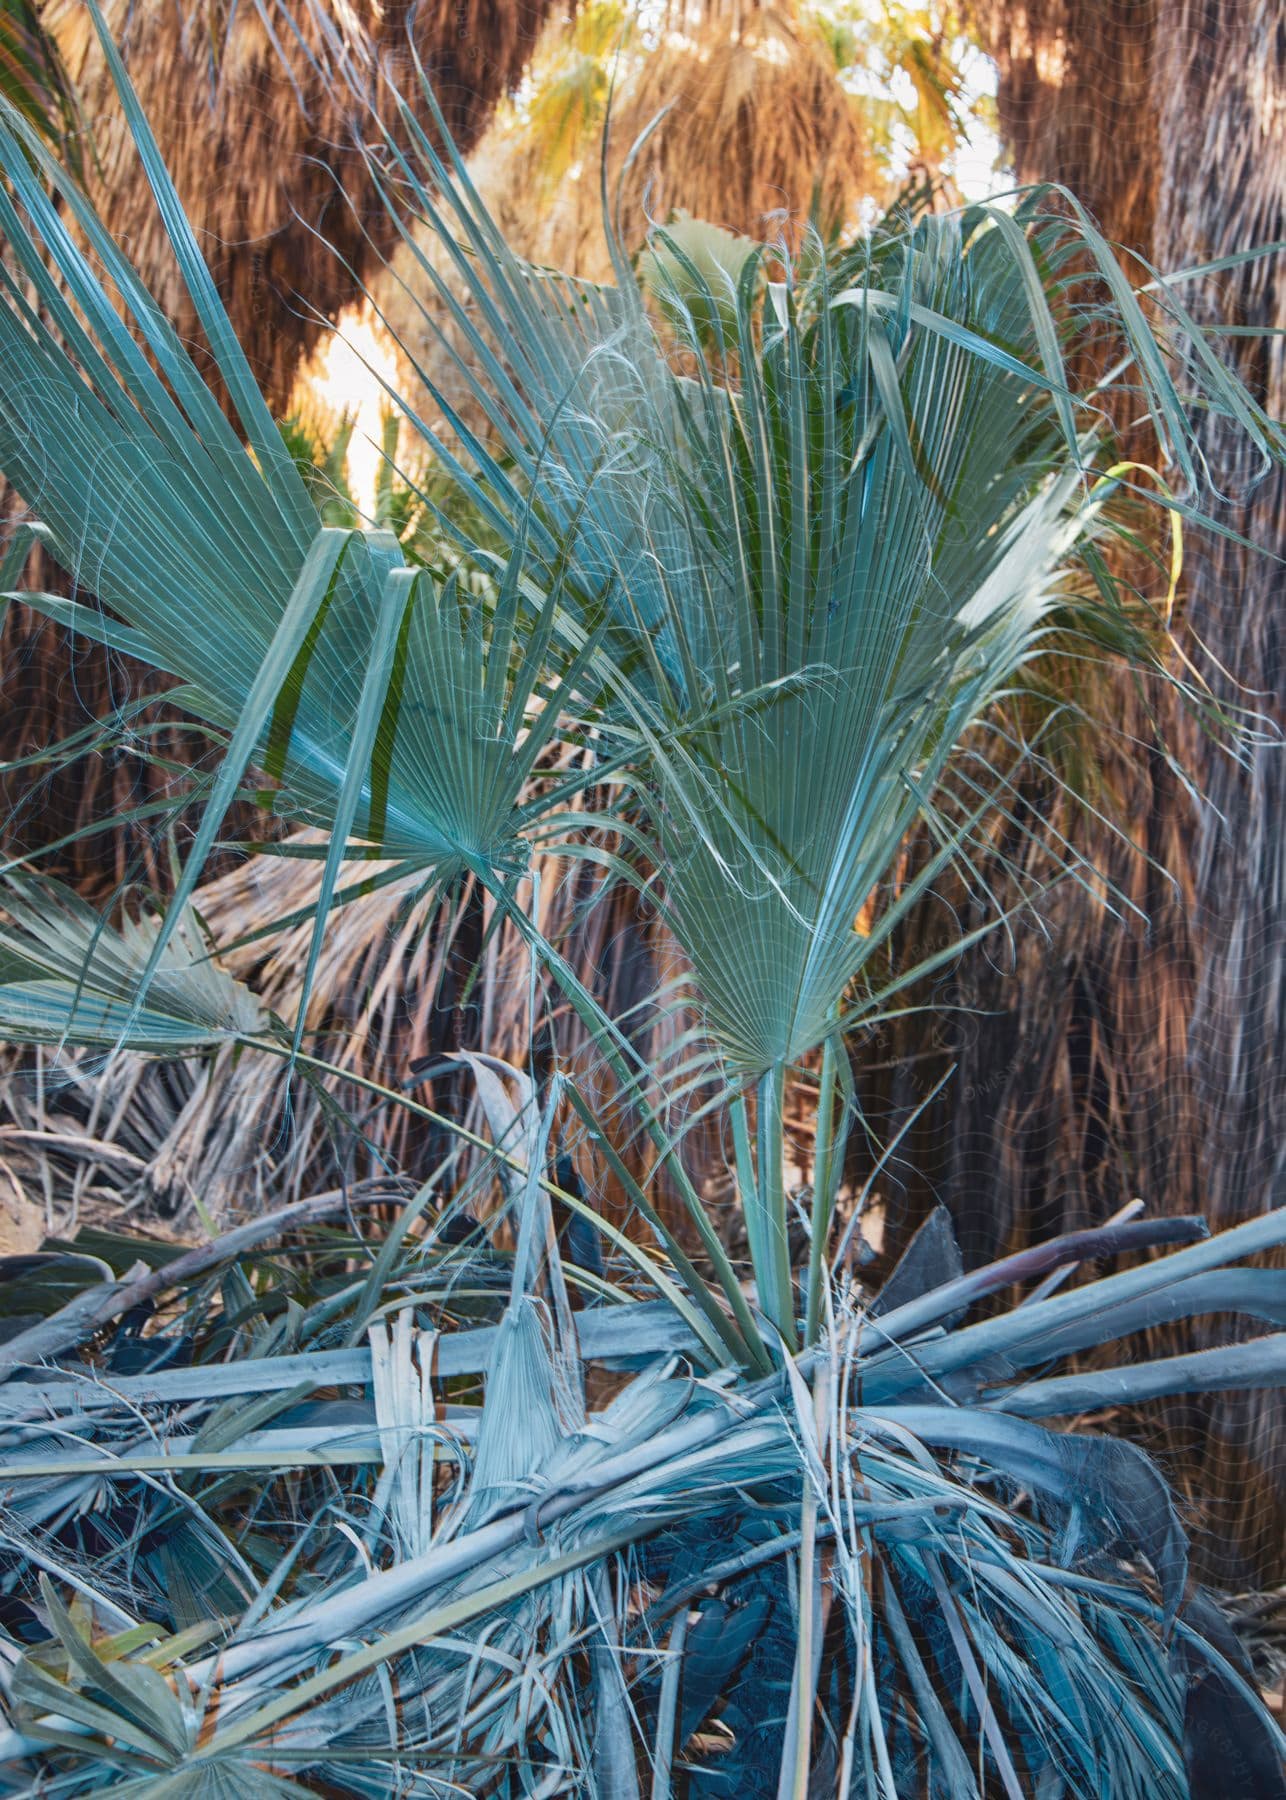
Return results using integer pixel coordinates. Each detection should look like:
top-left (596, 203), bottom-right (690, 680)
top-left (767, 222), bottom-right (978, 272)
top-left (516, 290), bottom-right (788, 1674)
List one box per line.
top-left (973, 0), bottom-right (1158, 255)
top-left (1149, 0), bottom-right (1285, 1577)
top-left (1152, 0), bottom-right (1284, 1236)
top-left (894, 0), bottom-right (1286, 1582)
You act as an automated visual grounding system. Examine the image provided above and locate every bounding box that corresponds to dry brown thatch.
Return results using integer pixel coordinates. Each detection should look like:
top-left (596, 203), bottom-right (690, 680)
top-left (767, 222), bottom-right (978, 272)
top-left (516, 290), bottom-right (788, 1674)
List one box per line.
top-left (43, 0), bottom-right (561, 411)
top-left (1147, 0), bottom-right (1286, 1585)
top-left (602, 5), bottom-right (870, 252)
top-left (0, 830), bottom-right (732, 1256)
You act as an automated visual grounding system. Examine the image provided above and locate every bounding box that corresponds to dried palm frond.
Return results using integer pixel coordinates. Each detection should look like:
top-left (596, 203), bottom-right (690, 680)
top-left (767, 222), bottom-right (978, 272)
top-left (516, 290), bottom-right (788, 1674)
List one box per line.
top-left (0, 831), bottom-right (723, 1237)
top-left (1, 1185), bottom-right (1285, 1793)
top-left (0, 0), bottom-right (83, 170)
top-left (0, 877), bottom-right (286, 1223)
top-left (605, 4), bottom-right (870, 245)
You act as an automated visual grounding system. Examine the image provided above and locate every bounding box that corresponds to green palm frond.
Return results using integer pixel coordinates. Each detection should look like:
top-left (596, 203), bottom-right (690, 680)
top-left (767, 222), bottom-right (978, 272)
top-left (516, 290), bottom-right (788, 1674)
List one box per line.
top-left (359, 75), bottom-right (1280, 1339)
top-left (0, 877), bottom-right (270, 1052)
top-left (368, 79), bottom-right (1276, 1062)
top-left (0, 27), bottom-right (610, 1051)
top-left (636, 225), bottom-right (1095, 1078)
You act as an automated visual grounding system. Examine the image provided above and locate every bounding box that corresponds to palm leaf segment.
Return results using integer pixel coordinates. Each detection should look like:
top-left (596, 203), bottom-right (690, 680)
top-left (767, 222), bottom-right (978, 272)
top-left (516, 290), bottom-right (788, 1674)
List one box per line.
top-left (640, 242), bottom-right (1090, 1076)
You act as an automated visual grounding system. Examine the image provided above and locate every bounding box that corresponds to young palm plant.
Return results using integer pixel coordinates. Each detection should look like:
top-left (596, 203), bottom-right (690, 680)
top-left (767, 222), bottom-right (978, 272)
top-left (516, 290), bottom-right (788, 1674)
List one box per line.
top-left (1, 13), bottom-right (1285, 1794)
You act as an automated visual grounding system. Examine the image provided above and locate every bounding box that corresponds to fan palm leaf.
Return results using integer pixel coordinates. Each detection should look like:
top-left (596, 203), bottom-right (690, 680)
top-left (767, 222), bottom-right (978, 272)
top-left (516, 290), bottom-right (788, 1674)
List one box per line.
top-left (0, 877), bottom-right (269, 1052)
top-left (0, 30), bottom-right (612, 1054)
top-left (359, 67), bottom-right (1277, 1336)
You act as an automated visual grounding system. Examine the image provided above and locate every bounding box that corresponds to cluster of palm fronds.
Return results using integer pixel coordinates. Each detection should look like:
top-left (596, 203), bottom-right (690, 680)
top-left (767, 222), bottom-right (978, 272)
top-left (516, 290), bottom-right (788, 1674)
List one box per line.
top-left (1, 1037), bottom-right (1285, 1793)
top-left (1, 7), bottom-right (1285, 1791)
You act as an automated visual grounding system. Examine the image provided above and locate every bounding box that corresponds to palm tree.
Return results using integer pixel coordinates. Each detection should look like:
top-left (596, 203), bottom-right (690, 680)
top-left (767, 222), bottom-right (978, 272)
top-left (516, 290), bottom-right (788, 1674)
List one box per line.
top-left (1, 34), bottom-right (1285, 1791)
top-left (895, 0), bottom-right (1285, 1582)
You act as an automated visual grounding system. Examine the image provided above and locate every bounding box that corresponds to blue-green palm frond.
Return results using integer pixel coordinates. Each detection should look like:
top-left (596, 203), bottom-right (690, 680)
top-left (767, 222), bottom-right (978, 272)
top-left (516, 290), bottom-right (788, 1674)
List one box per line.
top-left (6, 1207), bottom-right (1283, 1795)
top-left (0, 876), bottom-right (270, 1052)
top-left (360, 76), bottom-right (1277, 1087)
top-left (0, 33), bottom-right (621, 1064)
top-left (0, 26), bottom-right (600, 910)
